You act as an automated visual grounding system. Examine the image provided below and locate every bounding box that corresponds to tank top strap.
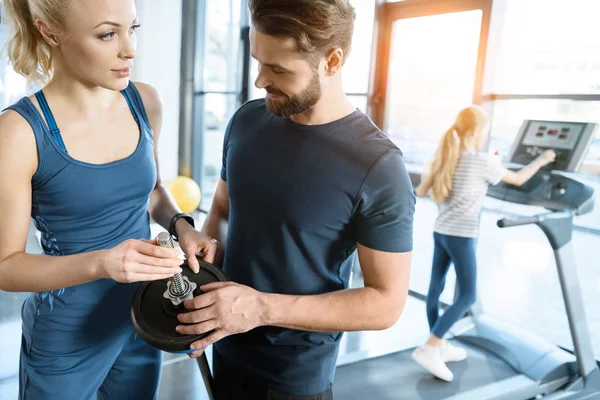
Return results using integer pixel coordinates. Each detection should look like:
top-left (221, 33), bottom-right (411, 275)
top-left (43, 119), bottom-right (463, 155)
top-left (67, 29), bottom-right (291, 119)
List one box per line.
top-left (121, 82), bottom-right (153, 137)
top-left (34, 90), bottom-right (68, 153)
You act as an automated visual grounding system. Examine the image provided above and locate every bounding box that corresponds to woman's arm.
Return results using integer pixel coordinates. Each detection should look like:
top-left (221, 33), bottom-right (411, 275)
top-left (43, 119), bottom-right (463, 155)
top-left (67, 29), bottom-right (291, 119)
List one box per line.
top-left (136, 82), bottom-right (218, 272)
top-left (501, 150), bottom-right (556, 186)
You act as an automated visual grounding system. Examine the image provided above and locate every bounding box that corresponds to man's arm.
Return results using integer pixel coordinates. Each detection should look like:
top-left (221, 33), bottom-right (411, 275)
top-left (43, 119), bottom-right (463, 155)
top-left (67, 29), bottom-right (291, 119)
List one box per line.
top-left (263, 244), bottom-right (411, 331)
top-left (176, 245), bottom-right (411, 351)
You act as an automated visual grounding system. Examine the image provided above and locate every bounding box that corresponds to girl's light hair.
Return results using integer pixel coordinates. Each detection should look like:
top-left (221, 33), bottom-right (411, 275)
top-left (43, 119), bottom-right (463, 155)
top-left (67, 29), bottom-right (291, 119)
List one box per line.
top-left (429, 105), bottom-right (489, 203)
top-left (3, 0), bottom-right (70, 84)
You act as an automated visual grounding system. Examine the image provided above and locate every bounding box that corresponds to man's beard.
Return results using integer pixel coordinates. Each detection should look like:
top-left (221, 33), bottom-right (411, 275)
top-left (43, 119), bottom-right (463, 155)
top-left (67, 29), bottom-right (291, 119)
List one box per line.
top-left (265, 72), bottom-right (321, 118)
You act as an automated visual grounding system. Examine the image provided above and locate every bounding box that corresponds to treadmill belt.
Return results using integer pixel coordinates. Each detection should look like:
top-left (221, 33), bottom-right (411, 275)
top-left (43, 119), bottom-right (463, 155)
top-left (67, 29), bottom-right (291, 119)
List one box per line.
top-left (333, 341), bottom-right (516, 400)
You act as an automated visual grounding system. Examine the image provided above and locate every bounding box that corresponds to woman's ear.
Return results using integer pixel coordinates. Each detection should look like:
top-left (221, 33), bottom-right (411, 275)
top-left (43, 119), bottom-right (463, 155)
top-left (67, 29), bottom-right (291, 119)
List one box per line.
top-left (35, 19), bottom-right (60, 47)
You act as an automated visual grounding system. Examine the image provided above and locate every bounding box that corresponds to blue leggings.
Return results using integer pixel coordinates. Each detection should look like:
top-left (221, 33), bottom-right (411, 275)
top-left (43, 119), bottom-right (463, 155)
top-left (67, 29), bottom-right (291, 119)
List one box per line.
top-left (426, 232), bottom-right (477, 339)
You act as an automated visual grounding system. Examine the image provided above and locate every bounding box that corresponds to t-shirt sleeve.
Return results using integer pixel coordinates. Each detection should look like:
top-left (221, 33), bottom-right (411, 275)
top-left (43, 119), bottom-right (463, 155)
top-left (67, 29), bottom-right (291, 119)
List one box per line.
top-left (354, 150), bottom-right (415, 253)
top-left (485, 154), bottom-right (508, 186)
top-left (220, 110), bottom-right (238, 182)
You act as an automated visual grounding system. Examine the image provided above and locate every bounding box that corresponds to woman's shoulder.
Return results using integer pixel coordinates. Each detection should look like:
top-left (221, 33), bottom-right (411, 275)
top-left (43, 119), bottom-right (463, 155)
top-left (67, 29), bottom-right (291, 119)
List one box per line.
top-left (130, 81), bottom-right (162, 132)
top-left (0, 107), bottom-right (38, 176)
top-left (0, 102), bottom-right (36, 138)
top-left (131, 82), bottom-right (161, 115)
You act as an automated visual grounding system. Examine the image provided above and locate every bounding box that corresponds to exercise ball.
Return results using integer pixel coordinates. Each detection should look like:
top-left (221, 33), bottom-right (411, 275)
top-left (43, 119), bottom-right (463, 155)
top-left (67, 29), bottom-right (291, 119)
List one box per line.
top-left (165, 176), bottom-right (201, 213)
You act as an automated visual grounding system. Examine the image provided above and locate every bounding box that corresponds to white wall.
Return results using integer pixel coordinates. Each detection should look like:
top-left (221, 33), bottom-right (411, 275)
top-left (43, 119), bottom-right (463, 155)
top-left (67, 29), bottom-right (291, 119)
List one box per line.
top-left (132, 0), bottom-right (182, 181)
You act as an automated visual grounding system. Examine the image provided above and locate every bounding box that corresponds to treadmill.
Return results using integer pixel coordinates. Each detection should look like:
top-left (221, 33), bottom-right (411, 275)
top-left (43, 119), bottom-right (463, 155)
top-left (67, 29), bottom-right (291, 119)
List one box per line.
top-left (334, 120), bottom-right (600, 399)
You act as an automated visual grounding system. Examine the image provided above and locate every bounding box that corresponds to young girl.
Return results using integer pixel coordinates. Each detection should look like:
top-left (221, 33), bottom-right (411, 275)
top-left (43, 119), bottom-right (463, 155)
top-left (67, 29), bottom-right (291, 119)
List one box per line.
top-left (0, 0), bottom-right (218, 398)
top-left (412, 106), bottom-right (555, 382)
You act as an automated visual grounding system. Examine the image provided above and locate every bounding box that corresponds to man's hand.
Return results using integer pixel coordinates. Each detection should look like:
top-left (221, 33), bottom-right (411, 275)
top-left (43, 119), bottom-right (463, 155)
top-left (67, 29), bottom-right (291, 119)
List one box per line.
top-left (176, 221), bottom-right (219, 273)
top-left (176, 281), bottom-right (267, 357)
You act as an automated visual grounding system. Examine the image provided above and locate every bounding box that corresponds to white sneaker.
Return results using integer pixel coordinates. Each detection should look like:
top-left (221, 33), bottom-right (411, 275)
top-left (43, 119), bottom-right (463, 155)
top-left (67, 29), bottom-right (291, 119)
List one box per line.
top-left (411, 345), bottom-right (454, 382)
top-left (440, 340), bottom-right (467, 362)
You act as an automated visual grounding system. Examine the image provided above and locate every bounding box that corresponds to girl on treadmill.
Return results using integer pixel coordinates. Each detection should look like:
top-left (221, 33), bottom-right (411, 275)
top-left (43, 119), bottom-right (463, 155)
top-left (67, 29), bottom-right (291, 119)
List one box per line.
top-left (413, 105), bottom-right (555, 381)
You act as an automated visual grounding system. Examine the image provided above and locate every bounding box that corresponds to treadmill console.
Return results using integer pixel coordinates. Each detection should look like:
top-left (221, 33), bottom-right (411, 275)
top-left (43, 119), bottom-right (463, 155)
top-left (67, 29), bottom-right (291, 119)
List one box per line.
top-left (489, 172), bottom-right (594, 215)
top-left (507, 120), bottom-right (597, 172)
top-left (488, 119), bottom-right (596, 215)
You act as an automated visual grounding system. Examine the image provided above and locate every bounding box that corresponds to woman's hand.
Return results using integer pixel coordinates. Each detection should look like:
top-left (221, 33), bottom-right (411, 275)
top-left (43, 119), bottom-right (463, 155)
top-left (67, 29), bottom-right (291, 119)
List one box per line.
top-left (176, 222), bottom-right (219, 273)
top-left (100, 239), bottom-right (183, 282)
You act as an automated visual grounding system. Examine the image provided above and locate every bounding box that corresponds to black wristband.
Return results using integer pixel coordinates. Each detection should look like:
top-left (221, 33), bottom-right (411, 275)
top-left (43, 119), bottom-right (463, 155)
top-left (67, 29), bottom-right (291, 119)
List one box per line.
top-left (168, 212), bottom-right (195, 241)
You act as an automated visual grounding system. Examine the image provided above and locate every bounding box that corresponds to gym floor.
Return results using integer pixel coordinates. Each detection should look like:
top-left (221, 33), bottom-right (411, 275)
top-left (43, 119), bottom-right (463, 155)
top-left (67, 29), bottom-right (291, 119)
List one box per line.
top-left (1, 197), bottom-right (598, 399)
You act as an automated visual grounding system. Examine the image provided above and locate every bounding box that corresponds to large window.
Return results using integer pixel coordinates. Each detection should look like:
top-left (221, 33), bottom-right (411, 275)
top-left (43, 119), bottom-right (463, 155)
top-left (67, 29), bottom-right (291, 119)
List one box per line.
top-left (342, 0), bottom-right (376, 113)
top-left (490, 0), bottom-right (600, 95)
top-left (371, 0), bottom-right (492, 166)
top-left (196, 0), bottom-right (246, 209)
top-left (383, 10), bottom-right (484, 166)
top-left (486, 0), bottom-right (600, 173)
top-left (480, 0), bottom-right (600, 357)
top-left (484, 0), bottom-right (600, 231)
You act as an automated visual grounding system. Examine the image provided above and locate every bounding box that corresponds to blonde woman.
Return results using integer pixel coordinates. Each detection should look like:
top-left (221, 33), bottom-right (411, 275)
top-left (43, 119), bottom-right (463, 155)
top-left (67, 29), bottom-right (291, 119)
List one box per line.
top-left (0, 0), bottom-right (218, 398)
top-left (412, 106), bottom-right (556, 382)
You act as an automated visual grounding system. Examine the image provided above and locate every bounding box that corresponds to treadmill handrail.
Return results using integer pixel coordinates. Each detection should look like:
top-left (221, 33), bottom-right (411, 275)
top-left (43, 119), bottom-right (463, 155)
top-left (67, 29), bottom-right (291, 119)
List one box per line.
top-left (497, 208), bottom-right (598, 379)
top-left (497, 209), bottom-right (573, 229)
top-left (497, 216), bottom-right (539, 228)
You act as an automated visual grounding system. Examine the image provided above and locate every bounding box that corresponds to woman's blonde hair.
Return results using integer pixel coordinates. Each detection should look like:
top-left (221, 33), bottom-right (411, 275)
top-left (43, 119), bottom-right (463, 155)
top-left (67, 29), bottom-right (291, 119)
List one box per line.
top-left (429, 105), bottom-right (489, 203)
top-left (3, 0), bottom-right (70, 83)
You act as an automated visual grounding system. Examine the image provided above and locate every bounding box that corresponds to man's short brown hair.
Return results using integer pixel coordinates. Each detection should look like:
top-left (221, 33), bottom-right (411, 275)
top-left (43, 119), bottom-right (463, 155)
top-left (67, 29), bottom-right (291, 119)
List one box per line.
top-left (248, 0), bottom-right (356, 65)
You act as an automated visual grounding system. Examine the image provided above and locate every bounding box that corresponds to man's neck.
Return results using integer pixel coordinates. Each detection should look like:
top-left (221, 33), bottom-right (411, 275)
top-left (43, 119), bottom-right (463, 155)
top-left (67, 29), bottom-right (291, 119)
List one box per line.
top-left (288, 88), bottom-right (356, 126)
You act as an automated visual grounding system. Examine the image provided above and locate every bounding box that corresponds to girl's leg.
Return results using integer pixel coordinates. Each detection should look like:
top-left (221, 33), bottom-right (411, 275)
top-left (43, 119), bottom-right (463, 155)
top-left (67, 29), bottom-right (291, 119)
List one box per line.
top-left (430, 236), bottom-right (477, 339)
top-left (412, 235), bottom-right (476, 382)
top-left (426, 232), bottom-right (452, 331)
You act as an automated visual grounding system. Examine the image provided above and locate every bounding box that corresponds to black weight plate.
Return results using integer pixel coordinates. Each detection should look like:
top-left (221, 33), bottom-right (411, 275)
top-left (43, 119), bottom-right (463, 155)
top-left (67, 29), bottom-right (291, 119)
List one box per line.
top-left (131, 260), bottom-right (227, 353)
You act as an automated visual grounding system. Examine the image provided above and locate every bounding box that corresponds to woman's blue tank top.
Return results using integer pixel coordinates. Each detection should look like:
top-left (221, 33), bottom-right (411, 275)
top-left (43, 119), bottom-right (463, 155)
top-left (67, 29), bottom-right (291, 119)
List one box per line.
top-left (5, 82), bottom-right (157, 346)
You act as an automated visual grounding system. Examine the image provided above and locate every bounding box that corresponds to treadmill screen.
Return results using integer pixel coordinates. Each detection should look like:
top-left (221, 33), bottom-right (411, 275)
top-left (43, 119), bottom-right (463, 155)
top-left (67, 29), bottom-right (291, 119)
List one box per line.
top-left (508, 119), bottom-right (596, 172)
top-left (521, 121), bottom-right (585, 151)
